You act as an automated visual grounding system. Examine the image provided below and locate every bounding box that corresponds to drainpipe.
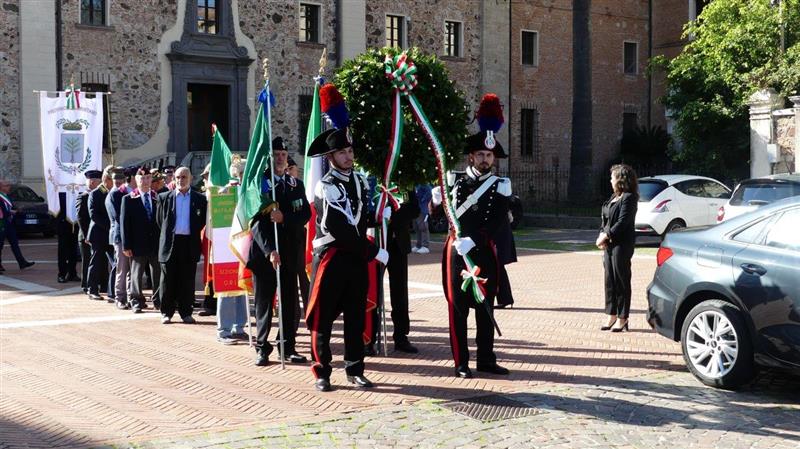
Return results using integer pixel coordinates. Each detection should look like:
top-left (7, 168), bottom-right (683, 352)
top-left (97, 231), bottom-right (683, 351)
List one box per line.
top-left (55, 0), bottom-right (63, 89)
top-left (507, 0), bottom-right (513, 173)
top-left (334, 0), bottom-right (341, 67)
top-left (647, 0), bottom-right (652, 128)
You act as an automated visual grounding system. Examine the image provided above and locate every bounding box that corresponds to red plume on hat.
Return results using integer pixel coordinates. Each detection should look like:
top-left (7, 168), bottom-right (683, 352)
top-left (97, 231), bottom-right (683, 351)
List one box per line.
top-left (319, 84), bottom-right (350, 130)
top-left (476, 93), bottom-right (504, 133)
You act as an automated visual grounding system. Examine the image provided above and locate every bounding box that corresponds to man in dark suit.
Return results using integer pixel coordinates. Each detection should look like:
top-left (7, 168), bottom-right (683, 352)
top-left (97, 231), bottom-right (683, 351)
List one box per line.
top-left (86, 166), bottom-right (115, 301)
top-left (156, 166), bottom-right (207, 324)
top-left (249, 137), bottom-right (311, 366)
top-left (55, 192), bottom-right (79, 283)
top-left (106, 167), bottom-right (130, 309)
top-left (76, 171), bottom-right (101, 294)
top-left (122, 168), bottom-right (161, 313)
top-left (366, 189), bottom-right (420, 355)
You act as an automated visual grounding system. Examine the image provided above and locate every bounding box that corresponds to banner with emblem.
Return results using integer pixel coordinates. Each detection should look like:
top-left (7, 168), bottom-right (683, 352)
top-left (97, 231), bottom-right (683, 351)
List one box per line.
top-left (39, 88), bottom-right (104, 222)
top-left (209, 185), bottom-right (245, 296)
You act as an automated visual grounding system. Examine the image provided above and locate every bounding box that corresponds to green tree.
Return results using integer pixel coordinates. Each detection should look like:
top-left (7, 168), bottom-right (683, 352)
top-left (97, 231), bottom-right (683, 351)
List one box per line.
top-left (656, 0), bottom-right (799, 179)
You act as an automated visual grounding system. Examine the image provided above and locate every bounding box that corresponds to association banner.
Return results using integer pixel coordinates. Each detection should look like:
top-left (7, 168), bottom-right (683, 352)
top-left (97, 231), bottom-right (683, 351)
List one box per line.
top-left (210, 185), bottom-right (244, 297)
top-left (39, 90), bottom-right (104, 222)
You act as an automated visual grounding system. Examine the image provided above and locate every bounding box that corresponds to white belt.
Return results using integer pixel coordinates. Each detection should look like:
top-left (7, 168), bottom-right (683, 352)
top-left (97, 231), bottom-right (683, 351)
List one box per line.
top-left (455, 175), bottom-right (497, 218)
top-left (312, 234), bottom-right (335, 249)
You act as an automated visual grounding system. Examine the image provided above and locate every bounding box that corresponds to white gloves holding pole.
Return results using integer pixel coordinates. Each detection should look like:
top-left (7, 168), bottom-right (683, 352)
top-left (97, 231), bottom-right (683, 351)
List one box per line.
top-left (452, 237), bottom-right (475, 256)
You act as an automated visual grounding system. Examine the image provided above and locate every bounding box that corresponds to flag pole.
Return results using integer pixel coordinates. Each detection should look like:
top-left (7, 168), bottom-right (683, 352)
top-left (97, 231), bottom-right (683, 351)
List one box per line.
top-left (263, 58), bottom-right (286, 370)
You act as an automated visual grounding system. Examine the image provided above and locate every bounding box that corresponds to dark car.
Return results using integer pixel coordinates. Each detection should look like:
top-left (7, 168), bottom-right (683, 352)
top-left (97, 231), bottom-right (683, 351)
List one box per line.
top-left (8, 184), bottom-right (56, 237)
top-left (647, 196), bottom-right (800, 389)
top-left (427, 194), bottom-right (523, 233)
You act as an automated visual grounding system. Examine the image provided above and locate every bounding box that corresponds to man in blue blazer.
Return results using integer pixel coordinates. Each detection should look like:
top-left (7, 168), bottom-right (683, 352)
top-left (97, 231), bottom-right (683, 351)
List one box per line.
top-left (86, 166), bottom-right (115, 301)
top-left (106, 167), bottom-right (130, 309)
top-left (156, 166), bottom-right (207, 324)
top-left (122, 168), bottom-right (161, 313)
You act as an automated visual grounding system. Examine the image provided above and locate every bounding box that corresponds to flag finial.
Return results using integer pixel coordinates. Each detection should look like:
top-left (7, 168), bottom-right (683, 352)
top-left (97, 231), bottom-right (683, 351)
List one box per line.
top-left (318, 48), bottom-right (327, 77)
top-left (262, 58), bottom-right (269, 82)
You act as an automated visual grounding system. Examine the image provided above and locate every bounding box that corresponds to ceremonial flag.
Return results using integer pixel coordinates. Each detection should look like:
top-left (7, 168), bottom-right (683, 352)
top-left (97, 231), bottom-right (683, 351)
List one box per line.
top-left (39, 86), bottom-right (104, 222)
top-left (229, 84), bottom-right (272, 273)
top-left (303, 78), bottom-right (325, 267)
top-left (209, 124), bottom-right (232, 187)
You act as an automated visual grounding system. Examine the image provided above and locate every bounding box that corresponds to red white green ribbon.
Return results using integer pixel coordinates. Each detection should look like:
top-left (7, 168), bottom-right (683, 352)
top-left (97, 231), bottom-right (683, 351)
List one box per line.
top-left (65, 83), bottom-right (80, 110)
top-left (380, 51), bottom-right (487, 305)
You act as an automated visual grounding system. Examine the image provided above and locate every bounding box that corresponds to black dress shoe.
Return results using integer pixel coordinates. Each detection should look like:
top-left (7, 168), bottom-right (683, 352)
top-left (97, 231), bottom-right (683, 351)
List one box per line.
top-left (197, 309), bottom-right (215, 317)
top-left (476, 363), bottom-right (510, 375)
top-left (315, 377), bottom-right (332, 392)
top-left (57, 275), bottom-right (68, 283)
top-left (20, 261), bottom-right (35, 270)
top-left (88, 293), bottom-right (103, 301)
top-left (364, 344), bottom-right (377, 356)
top-left (280, 353), bottom-right (308, 364)
top-left (394, 341), bottom-right (419, 354)
top-left (454, 366), bottom-right (473, 378)
top-left (254, 351), bottom-right (269, 366)
top-left (346, 375), bottom-right (374, 388)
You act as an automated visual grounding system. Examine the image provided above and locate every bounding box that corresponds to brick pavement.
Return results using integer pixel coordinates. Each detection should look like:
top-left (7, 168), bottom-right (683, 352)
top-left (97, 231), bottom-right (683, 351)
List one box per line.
top-left (1, 236), bottom-right (798, 449)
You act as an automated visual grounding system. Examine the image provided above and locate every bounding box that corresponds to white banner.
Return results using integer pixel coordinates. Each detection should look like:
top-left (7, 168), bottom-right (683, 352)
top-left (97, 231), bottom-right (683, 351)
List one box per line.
top-left (39, 91), bottom-right (104, 222)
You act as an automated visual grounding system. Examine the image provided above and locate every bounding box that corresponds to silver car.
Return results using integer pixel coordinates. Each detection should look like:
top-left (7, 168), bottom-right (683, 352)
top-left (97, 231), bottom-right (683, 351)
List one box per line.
top-left (647, 196), bottom-right (800, 389)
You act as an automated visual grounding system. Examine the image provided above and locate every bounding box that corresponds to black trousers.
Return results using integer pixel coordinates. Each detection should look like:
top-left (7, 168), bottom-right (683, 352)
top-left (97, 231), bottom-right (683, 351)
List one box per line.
top-left (371, 244), bottom-right (410, 345)
top-left (56, 221), bottom-right (78, 277)
top-left (0, 220), bottom-right (27, 268)
top-left (496, 264), bottom-right (515, 307)
top-left (130, 254), bottom-right (160, 307)
top-left (603, 244), bottom-right (634, 319)
top-left (79, 242), bottom-right (91, 291)
top-left (308, 250), bottom-right (367, 379)
top-left (443, 236), bottom-right (497, 369)
top-left (160, 236), bottom-right (197, 319)
top-left (252, 261), bottom-right (299, 356)
top-left (87, 244), bottom-right (113, 295)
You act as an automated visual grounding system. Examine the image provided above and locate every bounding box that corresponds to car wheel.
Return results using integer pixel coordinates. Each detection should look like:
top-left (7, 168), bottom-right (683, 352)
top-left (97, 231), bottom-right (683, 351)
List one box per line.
top-left (680, 299), bottom-right (756, 389)
top-left (661, 219), bottom-right (685, 240)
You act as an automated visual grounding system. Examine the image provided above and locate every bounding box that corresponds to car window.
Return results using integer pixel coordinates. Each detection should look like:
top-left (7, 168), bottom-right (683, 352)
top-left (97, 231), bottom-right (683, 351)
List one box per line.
top-left (763, 209), bottom-right (800, 252)
top-left (731, 216), bottom-right (772, 244)
top-left (702, 181), bottom-right (730, 199)
top-left (673, 180), bottom-right (707, 197)
top-left (729, 182), bottom-right (800, 206)
top-left (9, 186), bottom-right (41, 202)
top-left (638, 180), bottom-right (668, 201)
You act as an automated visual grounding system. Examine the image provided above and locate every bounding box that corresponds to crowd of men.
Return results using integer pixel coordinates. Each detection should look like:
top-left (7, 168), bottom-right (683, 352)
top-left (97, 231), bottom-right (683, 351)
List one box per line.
top-left (43, 123), bottom-right (513, 392)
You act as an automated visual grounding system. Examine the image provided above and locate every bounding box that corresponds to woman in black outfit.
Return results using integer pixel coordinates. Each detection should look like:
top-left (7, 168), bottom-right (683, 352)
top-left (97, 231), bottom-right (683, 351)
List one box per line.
top-left (596, 164), bottom-right (638, 332)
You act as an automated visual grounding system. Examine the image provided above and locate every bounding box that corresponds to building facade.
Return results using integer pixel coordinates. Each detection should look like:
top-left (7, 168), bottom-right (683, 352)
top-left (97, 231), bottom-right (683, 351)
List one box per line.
top-left (1, 0), bottom-right (693, 195)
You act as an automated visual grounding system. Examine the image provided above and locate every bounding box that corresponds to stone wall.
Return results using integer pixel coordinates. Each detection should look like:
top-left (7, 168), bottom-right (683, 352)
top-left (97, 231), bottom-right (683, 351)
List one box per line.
top-left (364, 0), bottom-right (483, 113)
top-left (1, 1), bottom-right (20, 181)
top-left (775, 111), bottom-right (797, 174)
top-left (60, 0), bottom-right (177, 152)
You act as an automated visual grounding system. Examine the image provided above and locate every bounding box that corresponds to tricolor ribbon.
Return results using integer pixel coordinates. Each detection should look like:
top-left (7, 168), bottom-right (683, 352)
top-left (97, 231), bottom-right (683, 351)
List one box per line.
top-left (65, 83), bottom-right (80, 110)
top-left (460, 265), bottom-right (488, 299)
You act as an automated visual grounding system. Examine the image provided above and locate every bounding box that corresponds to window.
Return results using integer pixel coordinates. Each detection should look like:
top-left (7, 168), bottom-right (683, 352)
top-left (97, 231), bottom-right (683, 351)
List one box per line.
top-left (298, 94), bottom-right (313, 151)
top-left (690, 0), bottom-right (710, 20)
top-left (732, 217), bottom-right (772, 244)
top-left (622, 112), bottom-right (638, 137)
top-left (81, 83), bottom-right (110, 151)
top-left (624, 41), bottom-right (638, 75)
top-left (80, 0), bottom-right (106, 26)
top-left (386, 14), bottom-right (405, 48)
top-left (521, 30), bottom-right (538, 66)
top-left (197, 0), bottom-right (218, 34)
top-left (444, 21), bottom-right (462, 57)
top-left (674, 179), bottom-right (707, 197)
top-left (521, 108), bottom-right (540, 158)
top-left (299, 3), bottom-right (321, 43)
top-left (702, 181), bottom-right (731, 199)
top-left (764, 209), bottom-right (800, 251)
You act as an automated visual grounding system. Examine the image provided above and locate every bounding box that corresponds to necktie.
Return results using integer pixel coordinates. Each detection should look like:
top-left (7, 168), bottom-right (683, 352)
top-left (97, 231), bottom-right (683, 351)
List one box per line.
top-left (144, 194), bottom-right (152, 220)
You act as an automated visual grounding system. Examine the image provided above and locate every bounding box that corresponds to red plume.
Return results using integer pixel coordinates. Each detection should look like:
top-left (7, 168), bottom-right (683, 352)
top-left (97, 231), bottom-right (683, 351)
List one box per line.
top-left (476, 93), bottom-right (504, 133)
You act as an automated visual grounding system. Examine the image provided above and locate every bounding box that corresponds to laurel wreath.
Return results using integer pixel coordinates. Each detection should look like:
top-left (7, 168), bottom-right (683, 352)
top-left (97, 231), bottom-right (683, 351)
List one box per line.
top-left (55, 145), bottom-right (92, 175)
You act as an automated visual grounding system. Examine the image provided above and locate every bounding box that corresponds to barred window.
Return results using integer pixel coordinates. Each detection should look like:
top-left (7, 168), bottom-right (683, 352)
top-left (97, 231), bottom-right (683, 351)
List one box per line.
top-left (623, 42), bottom-right (638, 75)
top-left (197, 0), bottom-right (218, 34)
top-left (299, 3), bottom-right (321, 43)
top-left (80, 0), bottom-right (106, 26)
top-left (444, 21), bottom-right (462, 57)
top-left (386, 15), bottom-right (406, 48)
top-left (521, 108), bottom-right (540, 158)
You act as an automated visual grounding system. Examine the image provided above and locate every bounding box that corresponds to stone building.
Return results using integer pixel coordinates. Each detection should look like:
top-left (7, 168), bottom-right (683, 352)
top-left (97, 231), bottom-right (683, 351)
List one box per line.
top-left (2, 0), bottom-right (694, 196)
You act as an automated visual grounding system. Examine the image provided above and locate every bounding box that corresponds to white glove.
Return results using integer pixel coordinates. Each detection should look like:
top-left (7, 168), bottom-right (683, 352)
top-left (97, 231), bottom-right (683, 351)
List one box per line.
top-left (431, 186), bottom-right (442, 207)
top-left (382, 206), bottom-right (392, 221)
top-left (375, 248), bottom-right (389, 265)
top-left (452, 237), bottom-right (475, 256)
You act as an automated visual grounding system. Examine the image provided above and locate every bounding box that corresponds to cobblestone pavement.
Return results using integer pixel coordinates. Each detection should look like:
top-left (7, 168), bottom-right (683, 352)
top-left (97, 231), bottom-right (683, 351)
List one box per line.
top-left (1, 235), bottom-right (798, 449)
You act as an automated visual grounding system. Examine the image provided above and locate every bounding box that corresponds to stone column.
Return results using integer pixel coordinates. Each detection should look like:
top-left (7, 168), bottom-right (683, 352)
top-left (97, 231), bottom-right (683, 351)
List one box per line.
top-left (791, 95), bottom-right (800, 173)
top-left (747, 88), bottom-right (784, 178)
top-left (339, 1), bottom-right (366, 62)
top-left (481, 0), bottom-right (510, 172)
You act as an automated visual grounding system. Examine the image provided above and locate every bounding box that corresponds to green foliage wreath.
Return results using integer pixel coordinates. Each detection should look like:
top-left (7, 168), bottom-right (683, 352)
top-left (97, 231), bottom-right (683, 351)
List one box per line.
top-left (334, 47), bottom-right (469, 190)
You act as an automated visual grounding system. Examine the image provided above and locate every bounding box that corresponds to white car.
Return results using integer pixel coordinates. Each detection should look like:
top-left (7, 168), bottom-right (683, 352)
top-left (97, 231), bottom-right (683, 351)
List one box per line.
top-left (634, 175), bottom-right (731, 237)
top-left (717, 173), bottom-right (800, 222)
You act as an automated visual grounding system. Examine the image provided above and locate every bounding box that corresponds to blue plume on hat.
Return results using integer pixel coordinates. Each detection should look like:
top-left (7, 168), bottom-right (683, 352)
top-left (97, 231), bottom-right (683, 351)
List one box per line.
top-left (319, 84), bottom-right (349, 130)
top-left (476, 93), bottom-right (504, 133)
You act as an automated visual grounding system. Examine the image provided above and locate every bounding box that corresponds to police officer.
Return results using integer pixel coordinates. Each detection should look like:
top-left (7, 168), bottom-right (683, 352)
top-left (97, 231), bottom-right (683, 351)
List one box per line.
top-left (249, 137), bottom-right (311, 366)
top-left (441, 130), bottom-right (511, 379)
top-left (305, 127), bottom-right (388, 392)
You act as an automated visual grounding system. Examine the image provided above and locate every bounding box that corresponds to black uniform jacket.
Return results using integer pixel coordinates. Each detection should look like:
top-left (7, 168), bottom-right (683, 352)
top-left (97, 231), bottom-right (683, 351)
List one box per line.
top-left (121, 190), bottom-right (160, 257)
top-left (87, 185), bottom-right (111, 247)
top-left (75, 192), bottom-right (90, 241)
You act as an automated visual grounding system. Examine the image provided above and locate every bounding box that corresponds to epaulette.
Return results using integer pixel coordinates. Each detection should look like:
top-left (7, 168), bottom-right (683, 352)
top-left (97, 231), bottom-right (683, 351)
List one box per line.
top-left (447, 170), bottom-right (465, 187)
top-left (496, 177), bottom-right (512, 197)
